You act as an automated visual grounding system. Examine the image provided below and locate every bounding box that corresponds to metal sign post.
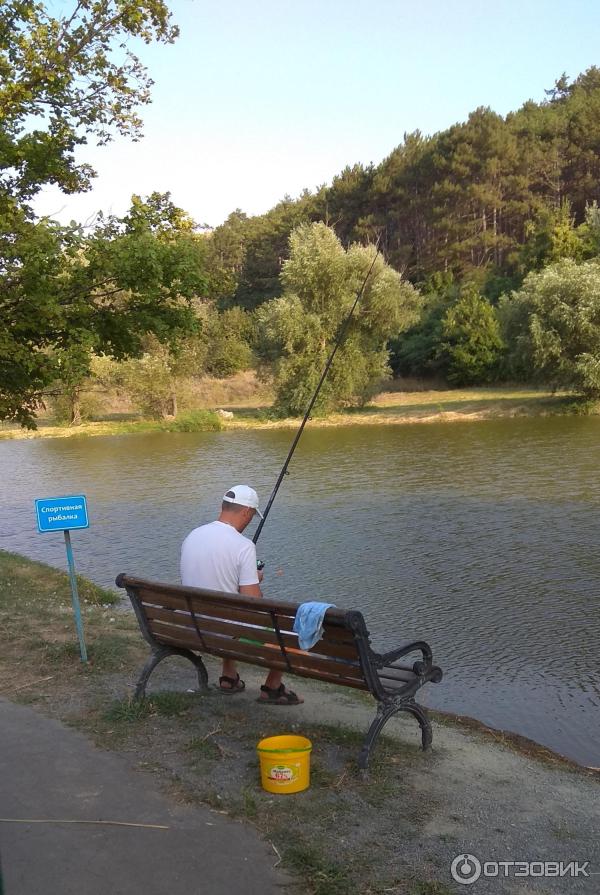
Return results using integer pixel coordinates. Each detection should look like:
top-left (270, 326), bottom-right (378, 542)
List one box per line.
top-left (35, 495), bottom-right (90, 662)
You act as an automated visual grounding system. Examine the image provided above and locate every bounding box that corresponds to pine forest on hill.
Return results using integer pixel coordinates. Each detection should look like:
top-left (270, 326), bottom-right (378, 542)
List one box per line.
top-left (217, 68), bottom-right (600, 307)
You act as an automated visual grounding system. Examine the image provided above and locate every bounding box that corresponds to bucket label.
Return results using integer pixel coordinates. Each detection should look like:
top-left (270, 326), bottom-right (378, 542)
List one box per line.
top-left (268, 764), bottom-right (297, 782)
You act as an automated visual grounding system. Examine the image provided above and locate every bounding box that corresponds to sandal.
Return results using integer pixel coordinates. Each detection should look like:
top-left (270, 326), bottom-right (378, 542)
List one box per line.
top-left (218, 673), bottom-right (245, 694)
top-left (257, 683), bottom-right (304, 705)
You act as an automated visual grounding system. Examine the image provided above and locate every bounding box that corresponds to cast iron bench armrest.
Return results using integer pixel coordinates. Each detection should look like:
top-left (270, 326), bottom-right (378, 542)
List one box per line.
top-left (374, 639), bottom-right (433, 670)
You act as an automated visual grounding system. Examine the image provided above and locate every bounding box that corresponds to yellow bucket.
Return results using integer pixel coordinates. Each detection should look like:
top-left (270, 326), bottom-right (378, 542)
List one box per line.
top-left (257, 734), bottom-right (312, 794)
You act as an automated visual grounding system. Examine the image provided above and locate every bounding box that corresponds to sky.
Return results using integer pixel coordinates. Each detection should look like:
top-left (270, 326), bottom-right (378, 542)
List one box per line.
top-left (34, 0), bottom-right (600, 229)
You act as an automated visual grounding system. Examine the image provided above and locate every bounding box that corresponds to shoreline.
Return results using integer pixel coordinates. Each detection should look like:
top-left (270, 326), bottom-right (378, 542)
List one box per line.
top-left (0, 387), bottom-right (590, 441)
top-left (429, 708), bottom-right (599, 774)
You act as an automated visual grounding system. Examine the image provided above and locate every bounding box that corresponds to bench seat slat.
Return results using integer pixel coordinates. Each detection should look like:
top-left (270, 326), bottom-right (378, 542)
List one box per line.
top-left (145, 606), bottom-right (284, 642)
top-left (137, 588), bottom-right (352, 639)
top-left (139, 596), bottom-right (296, 634)
top-left (132, 578), bottom-right (350, 624)
top-left (139, 595), bottom-right (355, 642)
top-left (150, 622), bottom-right (284, 665)
top-left (151, 627), bottom-right (369, 690)
top-left (267, 665), bottom-right (369, 690)
top-left (148, 620), bottom-right (366, 681)
top-left (143, 606), bottom-right (361, 660)
top-left (285, 650), bottom-right (365, 680)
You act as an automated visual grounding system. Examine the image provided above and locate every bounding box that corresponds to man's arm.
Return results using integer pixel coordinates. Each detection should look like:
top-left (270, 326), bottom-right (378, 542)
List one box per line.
top-left (238, 542), bottom-right (263, 598)
top-left (239, 582), bottom-right (262, 598)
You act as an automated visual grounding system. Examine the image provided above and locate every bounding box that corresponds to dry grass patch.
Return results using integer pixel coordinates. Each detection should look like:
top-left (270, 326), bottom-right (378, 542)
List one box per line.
top-left (0, 550), bottom-right (144, 697)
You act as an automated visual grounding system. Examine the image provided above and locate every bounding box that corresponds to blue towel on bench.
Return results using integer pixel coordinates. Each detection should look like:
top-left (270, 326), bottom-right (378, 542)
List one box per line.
top-left (293, 601), bottom-right (336, 650)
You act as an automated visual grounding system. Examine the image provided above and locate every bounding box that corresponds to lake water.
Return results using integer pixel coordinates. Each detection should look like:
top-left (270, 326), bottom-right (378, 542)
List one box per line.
top-left (1, 417), bottom-right (599, 766)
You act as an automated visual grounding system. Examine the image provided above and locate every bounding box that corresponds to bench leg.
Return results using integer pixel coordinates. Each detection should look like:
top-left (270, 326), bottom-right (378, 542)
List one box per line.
top-left (398, 700), bottom-right (433, 751)
top-left (358, 701), bottom-right (398, 771)
top-left (358, 699), bottom-right (433, 771)
top-left (134, 646), bottom-right (209, 700)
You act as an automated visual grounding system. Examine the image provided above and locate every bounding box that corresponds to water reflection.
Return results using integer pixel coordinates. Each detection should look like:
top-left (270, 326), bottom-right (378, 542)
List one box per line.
top-left (1, 416), bottom-right (599, 765)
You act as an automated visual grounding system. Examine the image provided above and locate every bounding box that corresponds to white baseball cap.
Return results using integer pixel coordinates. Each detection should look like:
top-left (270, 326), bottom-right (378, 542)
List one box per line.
top-left (223, 485), bottom-right (263, 518)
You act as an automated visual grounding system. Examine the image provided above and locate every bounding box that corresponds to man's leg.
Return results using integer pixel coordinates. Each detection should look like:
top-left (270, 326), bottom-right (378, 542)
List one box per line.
top-left (220, 658), bottom-right (242, 690)
top-left (260, 669), bottom-right (304, 703)
top-left (264, 669), bottom-right (283, 690)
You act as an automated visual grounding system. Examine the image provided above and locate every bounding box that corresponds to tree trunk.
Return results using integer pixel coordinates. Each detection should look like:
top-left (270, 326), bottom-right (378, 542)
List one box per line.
top-left (493, 206), bottom-right (498, 266)
top-left (70, 388), bottom-right (82, 426)
top-left (163, 393), bottom-right (177, 419)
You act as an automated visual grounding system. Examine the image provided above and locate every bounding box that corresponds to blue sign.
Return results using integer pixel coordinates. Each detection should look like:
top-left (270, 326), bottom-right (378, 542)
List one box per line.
top-left (35, 495), bottom-right (89, 532)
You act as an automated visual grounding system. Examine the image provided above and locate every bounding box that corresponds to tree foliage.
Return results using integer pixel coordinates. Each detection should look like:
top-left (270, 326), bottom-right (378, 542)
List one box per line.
top-left (1, 194), bottom-right (207, 426)
top-left (116, 336), bottom-right (182, 419)
top-left (257, 223), bottom-right (421, 415)
top-left (389, 274), bottom-right (458, 378)
top-left (200, 305), bottom-right (255, 377)
top-left (1, 0), bottom-right (178, 202)
top-left (503, 259), bottom-right (600, 397)
top-left (6, 32), bottom-right (600, 424)
top-left (0, 0), bottom-right (197, 426)
top-left (519, 201), bottom-right (583, 272)
top-left (437, 288), bottom-right (504, 386)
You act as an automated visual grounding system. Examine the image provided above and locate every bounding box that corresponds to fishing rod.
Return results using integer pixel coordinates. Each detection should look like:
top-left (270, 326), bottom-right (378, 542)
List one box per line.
top-left (253, 239), bottom-right (381, 546)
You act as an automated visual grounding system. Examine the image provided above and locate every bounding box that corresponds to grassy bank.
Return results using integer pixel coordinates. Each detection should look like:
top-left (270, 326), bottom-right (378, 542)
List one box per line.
top-left (0, 386), bottom-right (591, 441)
top-left (2, 550), bottom-right (599, 895)
top-left (0, 409), bottom-right (224, 441)
top-left (226, 386), bottom-right (585, 430)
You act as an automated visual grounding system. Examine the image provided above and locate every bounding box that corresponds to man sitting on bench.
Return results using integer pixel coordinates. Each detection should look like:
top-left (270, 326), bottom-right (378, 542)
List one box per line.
top-left (180, 485), bottom-right (304, 706)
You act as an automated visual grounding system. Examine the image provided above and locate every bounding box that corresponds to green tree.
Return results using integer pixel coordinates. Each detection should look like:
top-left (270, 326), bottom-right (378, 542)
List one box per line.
top-left (112, 300), bottom-right (256, 419)
top-left (2, 193), bottom-right (207, 427)
top-left (390, 273), bottom-right (458, 378)
top-left (232, 193), bottom-right (324, 310)
top-left (257, 223), bottom-right (421, 415)
top-left (50, 192), bottom-right (210, 425)
top-left (520, 201), bottom-right (582, 272)
top-left (199, 305), bottom-right (255, 377)
top-left (50, 345), bottom-right (97, 426)
top-left (206, 210), bottom-right (249, 302)
top-left (123, 193), bottom-right (199, 236)
top-left (558, 68), bottom-right (600, 218)
top-left (201, 66), bottom-right (600, 299)
top-left (496, 291), bottom-right (535, 383)
top-left (324, 164), bottom-right (375, 246)
top-left (578, 202), bottom-right (600, 258)
top-left (1, 1), bottom-right (178, 201)
top-left (437, 287), bottom-right (504, 386)
top-left (0, 1), bottom-right (183, 426)
top-left (503, 259), bottom-right (600, 397)
top-left (117, 336), bottom-right (186, 419)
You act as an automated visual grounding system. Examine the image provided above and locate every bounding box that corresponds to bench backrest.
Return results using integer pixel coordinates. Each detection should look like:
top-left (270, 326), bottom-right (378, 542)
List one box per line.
top-left (117, 575), bottom-right (372, 692)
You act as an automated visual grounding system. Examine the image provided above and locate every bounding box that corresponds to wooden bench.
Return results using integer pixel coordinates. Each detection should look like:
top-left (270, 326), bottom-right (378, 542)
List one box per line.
top-left (116, 574), bottom-right (443, 770)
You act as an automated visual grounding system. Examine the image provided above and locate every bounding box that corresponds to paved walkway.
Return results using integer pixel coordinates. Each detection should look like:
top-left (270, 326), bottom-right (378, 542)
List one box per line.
top-left (0, 699), bottom-right (288, 895)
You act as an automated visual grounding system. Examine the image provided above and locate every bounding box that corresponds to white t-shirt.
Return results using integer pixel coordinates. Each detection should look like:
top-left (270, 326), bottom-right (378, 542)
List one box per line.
top-left (180, 520), bottom-right (259, 594)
